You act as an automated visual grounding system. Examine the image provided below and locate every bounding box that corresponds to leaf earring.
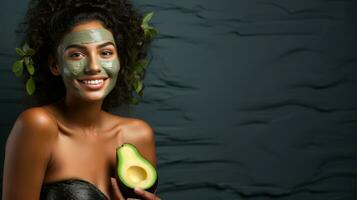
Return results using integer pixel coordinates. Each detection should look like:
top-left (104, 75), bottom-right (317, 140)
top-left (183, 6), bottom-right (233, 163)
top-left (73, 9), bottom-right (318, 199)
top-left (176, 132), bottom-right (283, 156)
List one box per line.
top-left (12, 43), bottom-right (36, 95)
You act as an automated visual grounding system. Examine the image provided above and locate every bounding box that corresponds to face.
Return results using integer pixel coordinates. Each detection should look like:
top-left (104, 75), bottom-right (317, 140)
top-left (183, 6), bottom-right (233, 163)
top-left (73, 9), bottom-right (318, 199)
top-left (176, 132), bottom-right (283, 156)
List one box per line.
top-left (55, 21), bottom-right (120, 102)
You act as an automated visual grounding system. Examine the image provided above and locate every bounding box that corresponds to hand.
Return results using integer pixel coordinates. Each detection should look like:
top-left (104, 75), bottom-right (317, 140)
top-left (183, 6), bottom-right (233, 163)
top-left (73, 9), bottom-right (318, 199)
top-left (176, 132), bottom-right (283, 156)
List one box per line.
top-left (111, 177), bottom-right (161, 200)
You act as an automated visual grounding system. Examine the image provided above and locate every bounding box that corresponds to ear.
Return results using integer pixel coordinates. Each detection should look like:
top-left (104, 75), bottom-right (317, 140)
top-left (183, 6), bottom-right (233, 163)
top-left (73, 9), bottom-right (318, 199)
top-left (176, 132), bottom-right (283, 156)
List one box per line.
top-left (50, 64), bottom-right (61, 76)
top-left (48, 55), bottom-right (61, 76)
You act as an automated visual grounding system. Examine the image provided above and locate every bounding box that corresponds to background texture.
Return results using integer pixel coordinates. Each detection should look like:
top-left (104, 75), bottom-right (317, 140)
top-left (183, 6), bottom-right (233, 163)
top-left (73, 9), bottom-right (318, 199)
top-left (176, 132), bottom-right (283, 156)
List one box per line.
top-left (1, 0), bottom-right (357, 199)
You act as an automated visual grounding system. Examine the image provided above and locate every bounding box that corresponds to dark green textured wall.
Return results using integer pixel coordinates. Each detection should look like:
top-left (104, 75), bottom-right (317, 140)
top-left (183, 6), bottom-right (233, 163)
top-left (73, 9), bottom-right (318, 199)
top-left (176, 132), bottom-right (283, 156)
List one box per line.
top-left (1, 0), bottom-right (357, 199)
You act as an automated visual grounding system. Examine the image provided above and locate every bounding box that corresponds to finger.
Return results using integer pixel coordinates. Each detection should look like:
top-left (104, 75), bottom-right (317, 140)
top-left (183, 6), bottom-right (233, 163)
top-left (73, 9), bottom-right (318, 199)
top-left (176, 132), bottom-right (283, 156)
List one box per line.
top-left (134, 187), bottom-right (161, 200)
top-left (111, 177), bottom-right (125, 200)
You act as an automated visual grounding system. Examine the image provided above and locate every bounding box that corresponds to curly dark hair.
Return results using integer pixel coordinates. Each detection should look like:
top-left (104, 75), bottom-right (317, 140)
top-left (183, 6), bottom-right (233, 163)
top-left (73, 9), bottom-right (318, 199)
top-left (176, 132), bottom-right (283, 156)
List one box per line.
top-left (17, 0), bottom-right (151, 110)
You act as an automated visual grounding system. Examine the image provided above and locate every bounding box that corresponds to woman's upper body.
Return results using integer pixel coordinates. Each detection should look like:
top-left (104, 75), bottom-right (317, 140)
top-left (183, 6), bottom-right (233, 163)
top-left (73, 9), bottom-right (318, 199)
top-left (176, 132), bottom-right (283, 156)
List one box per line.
top-left (2, 0), bottom-right (159, 199)
top-left (3, 104), bottom-right (156, 200)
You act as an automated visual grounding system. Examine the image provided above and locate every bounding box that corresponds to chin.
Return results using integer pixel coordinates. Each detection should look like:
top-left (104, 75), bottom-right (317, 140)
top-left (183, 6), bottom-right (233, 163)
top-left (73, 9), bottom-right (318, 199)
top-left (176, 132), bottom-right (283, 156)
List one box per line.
top-left (77, 86), bottom-right (114, 102)
top-left (79, 92), bottom-right (108, 102)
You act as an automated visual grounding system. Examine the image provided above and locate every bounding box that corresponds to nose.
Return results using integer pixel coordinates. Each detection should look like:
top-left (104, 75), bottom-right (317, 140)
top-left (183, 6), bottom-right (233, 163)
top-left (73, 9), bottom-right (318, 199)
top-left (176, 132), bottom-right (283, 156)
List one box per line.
top-left (84, 57), bottom-right (102, 75)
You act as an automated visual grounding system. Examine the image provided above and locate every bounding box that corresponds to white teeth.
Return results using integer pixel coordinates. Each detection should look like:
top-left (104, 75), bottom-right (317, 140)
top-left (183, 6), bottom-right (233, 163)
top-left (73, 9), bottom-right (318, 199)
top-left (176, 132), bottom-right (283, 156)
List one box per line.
top-left (81, 79), bottom-right (104, 85)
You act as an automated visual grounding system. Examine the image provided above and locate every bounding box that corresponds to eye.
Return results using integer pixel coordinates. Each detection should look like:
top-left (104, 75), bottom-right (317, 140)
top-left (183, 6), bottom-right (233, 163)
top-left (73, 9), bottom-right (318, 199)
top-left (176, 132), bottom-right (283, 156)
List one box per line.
top-left (101, 50), bottom-right (114, 58)
top-left (68, 52), bottom-right (84, 60)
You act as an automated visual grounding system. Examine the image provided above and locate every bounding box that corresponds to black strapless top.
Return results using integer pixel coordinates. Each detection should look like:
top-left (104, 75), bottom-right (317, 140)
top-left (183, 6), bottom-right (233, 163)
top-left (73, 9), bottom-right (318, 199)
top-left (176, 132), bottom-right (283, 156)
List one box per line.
top-left (40, 179), bottom-right (109, 200)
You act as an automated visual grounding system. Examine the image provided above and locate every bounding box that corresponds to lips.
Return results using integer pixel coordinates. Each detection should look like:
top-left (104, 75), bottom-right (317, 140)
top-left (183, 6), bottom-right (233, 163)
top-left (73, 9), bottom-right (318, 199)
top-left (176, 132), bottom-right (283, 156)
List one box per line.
top-left (77, 77), bottom-right (108, 90)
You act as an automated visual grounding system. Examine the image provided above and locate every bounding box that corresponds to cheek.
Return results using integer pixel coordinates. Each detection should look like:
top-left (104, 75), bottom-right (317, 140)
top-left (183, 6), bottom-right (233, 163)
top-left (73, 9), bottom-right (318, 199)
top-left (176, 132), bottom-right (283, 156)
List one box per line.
top-left (63, 59), bottom-right (87, 76)
top-left (100, 59), bottom-right (120, 76)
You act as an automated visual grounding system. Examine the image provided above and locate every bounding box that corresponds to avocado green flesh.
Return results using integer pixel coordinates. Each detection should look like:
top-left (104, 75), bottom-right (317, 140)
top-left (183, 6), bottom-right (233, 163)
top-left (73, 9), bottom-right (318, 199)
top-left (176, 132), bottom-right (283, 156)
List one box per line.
top-left (116, 143), bottom-right (157, 190)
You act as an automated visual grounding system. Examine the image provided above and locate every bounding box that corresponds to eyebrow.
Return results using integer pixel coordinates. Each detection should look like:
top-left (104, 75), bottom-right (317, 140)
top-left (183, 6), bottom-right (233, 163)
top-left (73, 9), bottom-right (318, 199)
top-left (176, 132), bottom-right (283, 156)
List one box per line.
top-left (64, 42), bottom-right (116, 51)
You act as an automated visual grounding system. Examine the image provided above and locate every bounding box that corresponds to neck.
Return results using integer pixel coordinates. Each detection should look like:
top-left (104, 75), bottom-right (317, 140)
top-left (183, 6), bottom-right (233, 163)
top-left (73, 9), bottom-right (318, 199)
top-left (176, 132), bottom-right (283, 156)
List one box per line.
top-left (60, 94), bottom-right (104, 129)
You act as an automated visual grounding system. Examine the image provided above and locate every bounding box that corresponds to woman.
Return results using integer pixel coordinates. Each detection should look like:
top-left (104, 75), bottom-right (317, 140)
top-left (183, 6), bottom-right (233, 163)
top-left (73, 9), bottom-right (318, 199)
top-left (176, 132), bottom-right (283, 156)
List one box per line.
top-left (2, 0), bottom-right (161, 199)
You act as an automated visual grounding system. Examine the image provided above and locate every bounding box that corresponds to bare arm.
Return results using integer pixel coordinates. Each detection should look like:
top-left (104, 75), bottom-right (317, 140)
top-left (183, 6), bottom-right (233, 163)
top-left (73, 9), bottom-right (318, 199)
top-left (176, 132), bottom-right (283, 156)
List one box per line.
top-left (2, 108), bottom-right (58, 200)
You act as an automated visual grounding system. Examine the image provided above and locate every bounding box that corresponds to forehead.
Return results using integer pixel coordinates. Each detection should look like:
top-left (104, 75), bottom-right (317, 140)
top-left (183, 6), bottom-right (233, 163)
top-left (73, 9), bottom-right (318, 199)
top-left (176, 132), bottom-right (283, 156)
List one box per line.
top-left (61, 28), bottom-right (115, 46)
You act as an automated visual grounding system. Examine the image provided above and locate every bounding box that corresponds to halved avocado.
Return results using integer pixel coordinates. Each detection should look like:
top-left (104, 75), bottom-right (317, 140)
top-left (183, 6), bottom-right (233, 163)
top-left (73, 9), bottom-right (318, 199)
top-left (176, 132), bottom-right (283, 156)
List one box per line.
top-left (115, 143), bottom-right (158, 199)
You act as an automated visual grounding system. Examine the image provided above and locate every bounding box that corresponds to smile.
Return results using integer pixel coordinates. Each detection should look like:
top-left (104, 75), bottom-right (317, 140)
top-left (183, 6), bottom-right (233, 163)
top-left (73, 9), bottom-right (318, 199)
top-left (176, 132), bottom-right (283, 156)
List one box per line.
top-left (79, 79), bottom-right (104, 85)
top-left (77, 78), bottom-right (108, 90)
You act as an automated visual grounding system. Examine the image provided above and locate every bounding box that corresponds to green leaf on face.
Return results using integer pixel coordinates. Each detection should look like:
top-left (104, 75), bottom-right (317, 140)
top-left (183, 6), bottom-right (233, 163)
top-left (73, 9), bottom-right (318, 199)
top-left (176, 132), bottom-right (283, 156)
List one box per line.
top-left (26, 63), bottom-right (35, 75)
top-left (16, 48), bottom-right (25, 57)
top-left (12, 60), bottom-right (24, 77)
top-left (26, 77), bottom-right (36, 95)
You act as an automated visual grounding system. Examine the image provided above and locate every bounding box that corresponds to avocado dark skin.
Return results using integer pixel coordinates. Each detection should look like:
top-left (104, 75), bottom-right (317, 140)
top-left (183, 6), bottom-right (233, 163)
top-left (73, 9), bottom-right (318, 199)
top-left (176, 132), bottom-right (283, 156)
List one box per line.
top-left (115, 144), bottom-right (159, 199)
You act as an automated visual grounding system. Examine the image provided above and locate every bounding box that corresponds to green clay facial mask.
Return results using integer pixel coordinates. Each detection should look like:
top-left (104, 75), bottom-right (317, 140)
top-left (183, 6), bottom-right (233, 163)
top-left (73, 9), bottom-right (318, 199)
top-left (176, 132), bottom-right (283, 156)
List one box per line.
top-left (57, 28), bottom-right (121, 100)
top-left (64, 59), bottom-right (88, 76)
top-left (61, 28), bottom-right (116, 46)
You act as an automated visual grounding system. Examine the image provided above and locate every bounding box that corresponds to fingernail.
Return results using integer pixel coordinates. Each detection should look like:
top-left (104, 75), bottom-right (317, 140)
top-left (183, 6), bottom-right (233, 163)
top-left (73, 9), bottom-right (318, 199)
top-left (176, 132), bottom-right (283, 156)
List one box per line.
top-left (134, 187), bottom-right (143, 194)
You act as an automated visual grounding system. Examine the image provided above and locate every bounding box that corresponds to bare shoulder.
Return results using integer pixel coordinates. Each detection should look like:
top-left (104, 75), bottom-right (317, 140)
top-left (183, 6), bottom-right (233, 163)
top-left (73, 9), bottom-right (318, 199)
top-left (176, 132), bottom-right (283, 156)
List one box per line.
top-left (3, 107), bottom-right (58, 200)
top-left (7, 107), bottom-right (58, 145)
top-left (104, 112), bottom-right (157, 166)
top-left (121, 117), bottom-right (154, 141)
top-left (18, 107), bottom-right (57, 131)
top-left (103, 112), bottom-right (154, 137)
